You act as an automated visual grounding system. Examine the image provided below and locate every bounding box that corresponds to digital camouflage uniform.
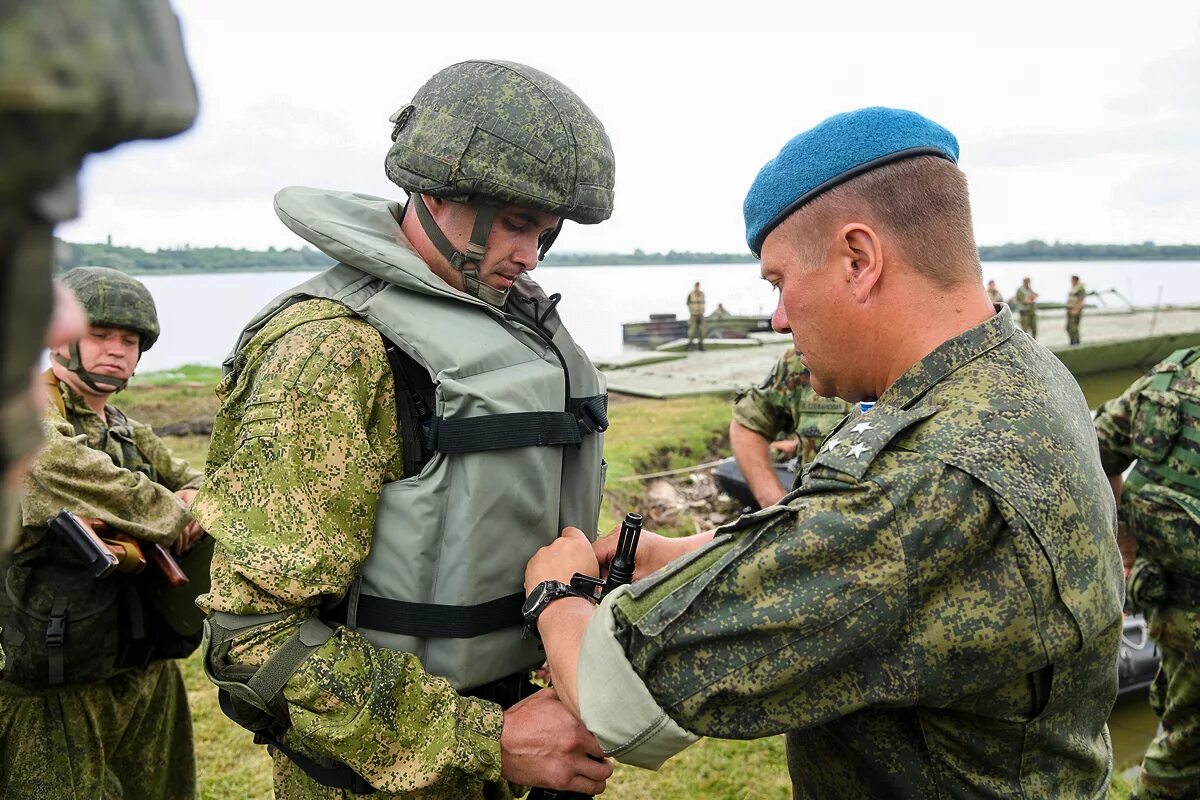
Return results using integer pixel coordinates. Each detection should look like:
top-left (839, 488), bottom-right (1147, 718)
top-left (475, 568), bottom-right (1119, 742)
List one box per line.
top-left (732, 348), bottom-right (851, 472)
top-left (686, 287), bottom-right (706, 349)
top-left (0, 378), bottom-right (201, 800)
top-left (193, 299), bottom-right (509, 799)
top-left (1095, 347), bottom-right (1200, 800)
top-left (1067, 280), bottom-right (1087, 345)
top-left (1015, 283), bottom-right (1038, 338)
top-left (577, 306), bottom-right (1125, 798)
top-left (0, 0), bottom-right (197, 554)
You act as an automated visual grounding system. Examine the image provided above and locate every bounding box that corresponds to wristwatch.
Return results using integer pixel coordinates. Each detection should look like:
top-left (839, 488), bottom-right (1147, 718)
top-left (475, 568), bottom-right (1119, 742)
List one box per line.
top-left (522, 580), bottom-right (592, 639)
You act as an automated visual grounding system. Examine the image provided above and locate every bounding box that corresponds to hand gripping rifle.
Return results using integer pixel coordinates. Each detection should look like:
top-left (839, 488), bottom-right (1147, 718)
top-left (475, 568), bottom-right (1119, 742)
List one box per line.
top-left (49, 510), bottom-right (189, 586)
top-left (529, 512), bottom-right (643, 800)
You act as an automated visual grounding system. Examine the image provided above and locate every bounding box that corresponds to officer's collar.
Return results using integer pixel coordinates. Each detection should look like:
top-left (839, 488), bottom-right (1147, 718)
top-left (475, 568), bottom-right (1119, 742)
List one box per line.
top-left (879, 305), bottom-right (1018, 411)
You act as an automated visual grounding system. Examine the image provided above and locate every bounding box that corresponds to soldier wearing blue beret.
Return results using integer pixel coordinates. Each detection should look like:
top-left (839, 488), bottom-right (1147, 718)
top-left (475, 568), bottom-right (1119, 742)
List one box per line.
top-left (526, 107), bottom-right (1124, 798)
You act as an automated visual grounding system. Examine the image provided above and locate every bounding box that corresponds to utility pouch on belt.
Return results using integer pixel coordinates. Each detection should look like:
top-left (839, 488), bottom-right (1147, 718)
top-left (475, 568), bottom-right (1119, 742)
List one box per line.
top-left (144, 533), bottom-right (214, 636)
top-left (0, 545), bottom-right (122, 686)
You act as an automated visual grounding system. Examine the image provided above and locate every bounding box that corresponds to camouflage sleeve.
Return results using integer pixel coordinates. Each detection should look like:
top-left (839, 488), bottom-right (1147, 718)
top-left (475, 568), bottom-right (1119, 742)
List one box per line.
top-left (130, 420), bottom-right (202, 492)
top-left (731, 351), bottom-right (794, 438)
top-left (21, 410), bottom-right (190, 545)
top-left (1094, 373), bottom-right (1151, 477)
top-left (578, 450), bottom-right (1026, 760)
top-left (193, 312), bottom-right (504, 795)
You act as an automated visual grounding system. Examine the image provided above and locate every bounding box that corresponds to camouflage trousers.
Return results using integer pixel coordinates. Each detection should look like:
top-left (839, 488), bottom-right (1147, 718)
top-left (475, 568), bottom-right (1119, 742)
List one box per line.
top-left (0, 660), bottom-right (196, 799)
top-left (272, 751), bottom-right (518, 799)
top-left (1132, 605), bottom-right (1200, 800)
top-left (1019, 310), bottom-right (1038, 338)
top-left (1067, 312), bottom-right (1082, 345)
top-left (687, 314), bottom-right (705, 348)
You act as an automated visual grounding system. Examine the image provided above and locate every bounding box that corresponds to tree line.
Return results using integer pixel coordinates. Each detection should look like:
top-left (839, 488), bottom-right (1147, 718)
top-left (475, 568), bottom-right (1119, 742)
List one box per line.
top-left (55, 238), bottom-right (1200, 274)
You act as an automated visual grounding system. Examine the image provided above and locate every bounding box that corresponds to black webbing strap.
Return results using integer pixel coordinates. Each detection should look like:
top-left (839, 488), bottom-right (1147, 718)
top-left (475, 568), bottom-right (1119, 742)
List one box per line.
top-left (427, 411), bottom-right (582, 452)
top-left (426, 394), bottom-right (609, 454)
top-left (326, 592), bottom-right (525, 639)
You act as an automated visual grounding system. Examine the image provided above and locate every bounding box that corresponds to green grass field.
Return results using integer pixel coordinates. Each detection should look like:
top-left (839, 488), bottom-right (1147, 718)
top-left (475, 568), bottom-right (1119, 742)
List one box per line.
top-left (121, 368), bottom-right (1136, 799)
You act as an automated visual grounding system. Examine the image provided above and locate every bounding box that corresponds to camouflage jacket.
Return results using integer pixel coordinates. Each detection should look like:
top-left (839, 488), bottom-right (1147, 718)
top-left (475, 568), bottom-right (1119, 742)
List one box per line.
top-left (193, 299), bottom-right (506, 798)
top-left (577, 306), bottom-right (1124, 799)
top-left (731, 349), bottom-right (851, 468)
top-left (1095, 349), bottom-right (1200, 580)
top-left (19, 376), bottom-right (200, 551)
top-left (1015, 285), bottom-right (1037, 312)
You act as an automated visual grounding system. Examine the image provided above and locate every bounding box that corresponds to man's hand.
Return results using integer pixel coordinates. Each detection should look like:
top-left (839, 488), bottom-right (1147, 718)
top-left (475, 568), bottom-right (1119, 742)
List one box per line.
top-left (593, 524), bottom-right (710, 582)
top-left (174, 488), bottom-right (204, 554)
top-left (500, 688), bottom-right (612, 794)
top-left (768, 438), bottom-right (799, 456)
top-left (525, 527), bottom-right (599, 595)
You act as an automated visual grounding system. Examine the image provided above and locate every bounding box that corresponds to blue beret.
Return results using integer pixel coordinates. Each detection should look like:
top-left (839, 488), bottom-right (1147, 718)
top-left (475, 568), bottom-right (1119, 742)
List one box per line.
top-left (743, 107), bottom-right (959, 257)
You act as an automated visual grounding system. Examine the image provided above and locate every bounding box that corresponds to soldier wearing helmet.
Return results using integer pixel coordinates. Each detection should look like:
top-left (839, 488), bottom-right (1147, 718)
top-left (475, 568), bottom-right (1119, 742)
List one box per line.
top-left (193, 61), bottom-right (616, 798)
top-left (0, 267), bottom-right (205, 799)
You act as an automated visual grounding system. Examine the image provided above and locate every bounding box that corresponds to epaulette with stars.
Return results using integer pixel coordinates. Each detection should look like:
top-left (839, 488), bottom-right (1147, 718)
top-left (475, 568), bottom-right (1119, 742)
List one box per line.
top-left (808, 405), bottom-right (939, 482)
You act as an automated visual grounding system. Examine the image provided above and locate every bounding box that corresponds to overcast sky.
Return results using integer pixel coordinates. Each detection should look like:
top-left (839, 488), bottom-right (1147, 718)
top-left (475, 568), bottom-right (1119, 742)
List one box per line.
top-left (58, 0), bottom-right (1200, 254)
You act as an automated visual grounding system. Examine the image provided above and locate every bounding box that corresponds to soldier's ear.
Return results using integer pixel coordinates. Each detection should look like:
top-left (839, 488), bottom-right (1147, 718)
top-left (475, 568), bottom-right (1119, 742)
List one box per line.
top-left (839, 224), bottom-right (883, 303)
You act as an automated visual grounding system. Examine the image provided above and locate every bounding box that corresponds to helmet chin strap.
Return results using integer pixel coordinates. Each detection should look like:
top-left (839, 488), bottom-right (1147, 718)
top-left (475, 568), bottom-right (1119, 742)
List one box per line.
top-left (54, 341), bottom-right (129, 393)
top-left (411, 194), bottom-right (509, 308)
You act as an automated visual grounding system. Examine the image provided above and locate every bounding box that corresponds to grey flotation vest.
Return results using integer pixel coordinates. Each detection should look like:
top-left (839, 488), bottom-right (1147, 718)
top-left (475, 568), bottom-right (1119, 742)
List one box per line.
top-left (225, 187), bottom-right (607, 691)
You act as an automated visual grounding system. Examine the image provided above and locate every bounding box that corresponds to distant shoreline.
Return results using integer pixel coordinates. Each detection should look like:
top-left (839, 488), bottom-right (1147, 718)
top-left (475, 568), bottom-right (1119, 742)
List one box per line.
top-left (55, 238), bottom-right (1200, 275)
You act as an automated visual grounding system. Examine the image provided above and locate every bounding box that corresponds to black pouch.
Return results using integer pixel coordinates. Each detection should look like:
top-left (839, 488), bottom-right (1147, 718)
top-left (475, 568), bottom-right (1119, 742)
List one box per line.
top-left (0, 545), bottom-right (122, 687)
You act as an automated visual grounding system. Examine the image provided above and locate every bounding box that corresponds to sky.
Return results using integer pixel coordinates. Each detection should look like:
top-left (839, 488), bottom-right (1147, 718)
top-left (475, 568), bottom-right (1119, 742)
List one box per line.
top-left (58, 0), bottom-right (1200, 255)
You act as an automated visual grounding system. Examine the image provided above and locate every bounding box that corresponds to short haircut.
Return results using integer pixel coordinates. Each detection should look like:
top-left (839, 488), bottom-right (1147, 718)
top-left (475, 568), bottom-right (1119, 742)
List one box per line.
top-left (782, 155), bottom-right (980, 287)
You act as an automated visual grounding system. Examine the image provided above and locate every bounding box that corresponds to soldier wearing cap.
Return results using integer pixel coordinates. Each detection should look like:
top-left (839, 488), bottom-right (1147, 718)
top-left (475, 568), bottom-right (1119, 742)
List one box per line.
top-left (1095, 348), bottom-right (1200, 800)
top-left (525, 107), bottom-right (1123, 798)
top-left (730, 349), bottom-right (851, 508)
top-left (0, 267), bottom-right (204, 799)
top-left (194, 61), bottom-right (615, 798)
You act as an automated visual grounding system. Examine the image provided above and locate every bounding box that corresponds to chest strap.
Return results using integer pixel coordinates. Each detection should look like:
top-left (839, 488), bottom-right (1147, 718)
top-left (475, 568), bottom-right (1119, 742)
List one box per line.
top-left (326, 581), bottom-right (524, 639)
top-left (426, 394), bottom-right (608, 453)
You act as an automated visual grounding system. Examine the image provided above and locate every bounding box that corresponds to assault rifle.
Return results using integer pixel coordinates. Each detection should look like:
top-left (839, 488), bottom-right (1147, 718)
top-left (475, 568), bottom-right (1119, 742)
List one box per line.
top-left (529, 512), bottom-right (644, 800)
top-left (49, 510), bottom-right (189, 586)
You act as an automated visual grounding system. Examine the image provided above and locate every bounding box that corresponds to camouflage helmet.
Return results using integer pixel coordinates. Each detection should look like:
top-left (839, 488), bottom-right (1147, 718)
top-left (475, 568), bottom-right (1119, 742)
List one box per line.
top-left (385, 61), bottom-right (615, 308)
top-left (60, 267), bottom-right (159, 350)
top-left (385, 60), bottom-right (615, 225)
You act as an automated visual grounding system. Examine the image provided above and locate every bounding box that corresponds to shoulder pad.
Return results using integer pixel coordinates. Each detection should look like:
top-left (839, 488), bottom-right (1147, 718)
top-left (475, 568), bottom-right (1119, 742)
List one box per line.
top-left (808, 405), bottom-right (938, 482)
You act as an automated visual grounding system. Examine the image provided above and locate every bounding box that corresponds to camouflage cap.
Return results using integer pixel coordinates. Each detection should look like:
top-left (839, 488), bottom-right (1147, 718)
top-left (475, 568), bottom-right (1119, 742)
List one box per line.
top-left (60, 266), bottom-right (159, 350)
top-left (385, 60), bottom-right (615, 224)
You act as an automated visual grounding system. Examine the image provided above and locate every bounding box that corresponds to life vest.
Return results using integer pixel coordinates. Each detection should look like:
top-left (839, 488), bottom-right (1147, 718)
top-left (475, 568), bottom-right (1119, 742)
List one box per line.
top-left (225, 187), bottom-right (607, 690)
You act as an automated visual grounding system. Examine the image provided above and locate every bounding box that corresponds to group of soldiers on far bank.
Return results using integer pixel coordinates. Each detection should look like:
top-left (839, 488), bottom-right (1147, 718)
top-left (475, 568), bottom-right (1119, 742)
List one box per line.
top-left (985, 274), bottom-right (1091, 344)
top-left (3, 8), bottom-right (1200, 800)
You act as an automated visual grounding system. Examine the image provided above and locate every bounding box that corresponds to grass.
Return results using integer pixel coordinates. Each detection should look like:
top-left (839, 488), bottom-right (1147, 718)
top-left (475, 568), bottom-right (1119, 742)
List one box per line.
top-left (122, 369), bottom-right (1142, 799)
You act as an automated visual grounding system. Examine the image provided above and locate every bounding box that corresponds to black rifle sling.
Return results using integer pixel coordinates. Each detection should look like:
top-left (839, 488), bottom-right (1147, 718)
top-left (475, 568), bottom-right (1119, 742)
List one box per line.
top-left (380, 336), bottom-right (435, 477)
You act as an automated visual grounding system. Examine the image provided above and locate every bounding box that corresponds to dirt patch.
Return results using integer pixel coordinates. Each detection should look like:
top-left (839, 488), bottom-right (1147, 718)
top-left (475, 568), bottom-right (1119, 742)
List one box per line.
top-left (639, 472), bottom-right (744, 533)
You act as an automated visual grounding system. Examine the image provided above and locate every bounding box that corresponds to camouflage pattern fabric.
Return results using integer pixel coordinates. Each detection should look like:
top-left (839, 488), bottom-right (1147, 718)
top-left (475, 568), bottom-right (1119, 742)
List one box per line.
top-left (731, 349), bottom-right (851, 469)
top-left (193, 299), bottom-right (509, 798)
top-left (18, 379), bottom-right (199, 551)
top-left (1067, 280), bottom-right (1087, 345)
top-left (1095, 352), bottom-right (1200, 799)
top-left (605, 307), bottom-right (1123, 797)
top-left (0, 659), bottom-right (195, 800)
top-left (0, 381), bottom-right (199, 797)
top-left (385, 60), bottom-right (614, 225)
top-left (60, 266), bottom-right (161, 348)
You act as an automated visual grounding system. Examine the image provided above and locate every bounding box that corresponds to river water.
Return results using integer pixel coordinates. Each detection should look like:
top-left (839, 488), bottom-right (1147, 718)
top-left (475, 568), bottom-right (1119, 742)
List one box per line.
top-left (132, 260), bottom-right (1200, 374)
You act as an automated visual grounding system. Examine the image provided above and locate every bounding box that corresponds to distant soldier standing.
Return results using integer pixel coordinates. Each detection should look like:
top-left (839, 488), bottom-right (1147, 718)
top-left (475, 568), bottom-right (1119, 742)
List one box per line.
top-left (730, 349), bottom-right (851, 507)
top-left (1067, 274), bottom-right (1087, 345)
top-left (1095, 347), bottom-right (1200, 800)
top-left (0, 268), bottom-right (204, 800)
top-left (1015, 276), bottom-right (1039, 337)
top-left (687, 280), bottom-right (706, 350)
